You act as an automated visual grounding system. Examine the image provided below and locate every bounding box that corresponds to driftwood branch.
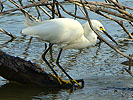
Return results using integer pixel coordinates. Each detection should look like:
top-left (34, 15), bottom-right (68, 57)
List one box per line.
top-left (0, 50), bottom-right (73, 88)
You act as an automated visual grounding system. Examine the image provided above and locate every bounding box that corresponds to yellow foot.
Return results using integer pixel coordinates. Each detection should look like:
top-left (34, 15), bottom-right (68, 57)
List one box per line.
top-left (71, 79), bottom-right (81, 87)
top-left (51, 74), bottom-right (71, 85)
top-left (51, 74), bottom-right (82, 87)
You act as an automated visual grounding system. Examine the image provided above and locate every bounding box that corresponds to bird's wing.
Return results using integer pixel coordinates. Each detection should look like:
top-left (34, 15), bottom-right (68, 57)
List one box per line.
top-left (22, 18), bottom-right (84, 44)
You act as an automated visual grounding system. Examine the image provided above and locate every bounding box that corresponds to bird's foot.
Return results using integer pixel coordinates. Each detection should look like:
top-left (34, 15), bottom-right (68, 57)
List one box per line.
top-left (51, 74), bottom-right (71, 85)
top-left (51, 74), bottom-right (84, 88)
top-left (69, 79), bottom-right (84, 89)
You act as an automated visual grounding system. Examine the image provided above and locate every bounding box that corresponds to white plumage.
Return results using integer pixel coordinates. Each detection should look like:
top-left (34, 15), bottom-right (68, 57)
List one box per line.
top-left (22, 17), bottom-right (117, 87)
top-left (22, 18), bottom-right (108, 49)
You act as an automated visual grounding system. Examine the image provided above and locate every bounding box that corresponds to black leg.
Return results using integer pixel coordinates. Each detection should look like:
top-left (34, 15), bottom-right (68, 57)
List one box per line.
top-left (44, 43), bottom-right (47, 50)
top-left (42, 43), bottom-right (61, 83)
top-left (42, 44), bottom-right (73, 86)
top-left (56, 49), bottom-right (81, 87)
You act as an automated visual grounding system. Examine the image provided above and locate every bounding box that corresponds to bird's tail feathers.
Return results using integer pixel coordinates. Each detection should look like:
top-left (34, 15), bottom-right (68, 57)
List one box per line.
top-left (24, 14), bottom-right (37, 27)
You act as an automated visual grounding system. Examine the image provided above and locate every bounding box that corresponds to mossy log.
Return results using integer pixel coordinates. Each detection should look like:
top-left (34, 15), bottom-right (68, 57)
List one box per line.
top-left (0, 50), bottom-right (73, 88)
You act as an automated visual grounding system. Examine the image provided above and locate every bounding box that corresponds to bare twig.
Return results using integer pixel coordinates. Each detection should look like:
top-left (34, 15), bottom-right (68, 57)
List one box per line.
top-left (58, 2), bottom-right (85, 19)
top-left (8, 0), bottom-right (40, 22)
top-left (18, 0), bottom-right (23, 6)
top-left (65, 0), bottom-right (133, 39)
top-left (109, 0), bottom-right (124, 9)
top-left (118, 38), bottom-right (133, 42)
top-left (0, 28), bottom-right (16, 39)
top-left (45, 3), bottom-right (64, 18)
top-left (51, 0), bottom-right (56, 19)
top-left (29, 0), bottom-right (43, 20)
top-left (66, 0), bottom-right (133, 21)
top-left (80, 0), bottom-right (132, 60)
top-left (95, 11), bottom-right (133, 39)
top-left (55, 1), bottom-right (62, 18)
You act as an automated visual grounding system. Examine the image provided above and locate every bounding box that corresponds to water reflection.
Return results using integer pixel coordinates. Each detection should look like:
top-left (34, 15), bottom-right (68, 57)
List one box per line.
top-left (0, 74), bottom-right (133, 100)
top-left (0, 83), bottom-right (61, 100)
top-left (22, 37), bottom-right (33, 59)
top-left (0, 38), bottom-right (14, 48)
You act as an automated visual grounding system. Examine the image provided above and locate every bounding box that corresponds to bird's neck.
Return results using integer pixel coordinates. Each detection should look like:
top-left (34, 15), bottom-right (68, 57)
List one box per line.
top-left (82, 22), bottom-right (97, 44)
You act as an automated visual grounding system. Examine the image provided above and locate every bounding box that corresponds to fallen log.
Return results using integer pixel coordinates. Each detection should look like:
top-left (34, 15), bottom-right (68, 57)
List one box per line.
top-left (0, 50), bottom-right (74, 88)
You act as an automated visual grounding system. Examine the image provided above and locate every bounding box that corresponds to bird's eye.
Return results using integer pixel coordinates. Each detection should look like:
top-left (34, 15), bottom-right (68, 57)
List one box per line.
top-left (100, 27), bottom-right (103, 30)
top-left (100, 27), bottom-right (105, 31)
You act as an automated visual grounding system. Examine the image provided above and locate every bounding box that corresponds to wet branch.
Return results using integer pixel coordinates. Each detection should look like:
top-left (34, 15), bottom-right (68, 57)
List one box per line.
top-left (0, 50), bottom-right (73, 88)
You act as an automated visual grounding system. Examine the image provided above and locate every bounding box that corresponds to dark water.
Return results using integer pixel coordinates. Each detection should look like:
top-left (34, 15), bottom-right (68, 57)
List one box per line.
top-left (0, 0), bottom-right (133, 100)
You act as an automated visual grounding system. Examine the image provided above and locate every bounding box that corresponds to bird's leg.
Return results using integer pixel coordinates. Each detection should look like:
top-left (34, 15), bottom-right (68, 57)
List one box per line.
top-left (25, 37), bottom-right (33, 51)
top-left (44, 43), bottom-right (47, 50)
top-left (49, 43), bottom-right (55, 66)
top-left (56, 49), bottom-right (81, 87)
top-left (44, 43), bottom-right (54, 66)
top-left (42, 43), bottom-right (62, 85)
top-left (23, 37), bottom-right (33, 59)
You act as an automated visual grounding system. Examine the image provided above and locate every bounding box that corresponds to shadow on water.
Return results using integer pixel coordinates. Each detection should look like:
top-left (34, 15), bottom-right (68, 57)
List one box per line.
top-left (0, 74), bottom-right (133, 100)
top-left (0, 82), bottom-right (62, 100)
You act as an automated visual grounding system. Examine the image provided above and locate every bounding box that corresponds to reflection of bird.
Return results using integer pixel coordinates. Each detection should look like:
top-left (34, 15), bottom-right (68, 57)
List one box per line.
top-left (22, 17), bottom-right (117, 87)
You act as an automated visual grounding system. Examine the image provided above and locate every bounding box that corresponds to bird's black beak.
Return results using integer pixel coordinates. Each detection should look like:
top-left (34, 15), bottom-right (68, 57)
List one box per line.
top-left (102, 30), bottom-right (118, 45)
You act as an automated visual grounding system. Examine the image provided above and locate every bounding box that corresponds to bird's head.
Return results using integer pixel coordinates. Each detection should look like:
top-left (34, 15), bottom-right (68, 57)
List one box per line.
top-left (91, 20), bottom-right (118, 45)
top-left (91, 20), bottom-right (105, 33)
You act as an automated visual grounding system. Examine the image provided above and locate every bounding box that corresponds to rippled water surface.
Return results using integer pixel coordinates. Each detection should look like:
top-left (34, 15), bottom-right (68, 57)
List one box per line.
top-left (0, 0), bottom-right (133, 100)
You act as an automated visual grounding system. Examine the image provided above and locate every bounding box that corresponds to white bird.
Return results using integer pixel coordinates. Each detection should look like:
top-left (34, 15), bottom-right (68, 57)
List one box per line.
top-left (22, 17), bottom-right (117, 87)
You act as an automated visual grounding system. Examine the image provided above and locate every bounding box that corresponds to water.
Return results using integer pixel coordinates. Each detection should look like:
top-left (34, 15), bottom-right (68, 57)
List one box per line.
top-left (0, 0), bottom-right (133, 100)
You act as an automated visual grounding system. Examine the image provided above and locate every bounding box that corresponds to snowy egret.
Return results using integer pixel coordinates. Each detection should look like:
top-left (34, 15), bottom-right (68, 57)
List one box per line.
top-left (22, 17), bottom-right (117, 87)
